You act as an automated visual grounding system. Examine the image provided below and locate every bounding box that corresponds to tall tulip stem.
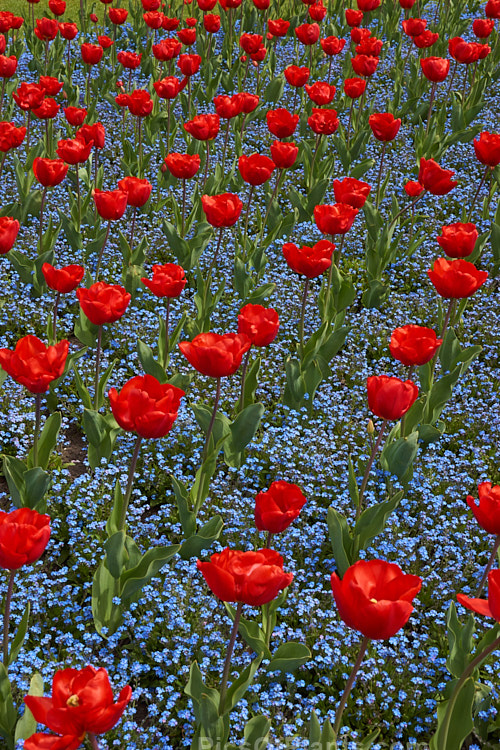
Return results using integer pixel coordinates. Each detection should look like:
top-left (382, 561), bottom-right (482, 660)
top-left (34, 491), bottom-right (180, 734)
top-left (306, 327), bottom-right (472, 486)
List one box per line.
top-left (203, 377), bottom-right (221, 463)
top-left (239, 348), bottom-right (252, 411)
top-left (219, 601), bottom-right (243, 715)
top-left (333, 636), bottom-right (370, 737)
top-left (39, 186), bottom-right (47, 253)
top-left (222, 119), bottom-right (231, 173)
top-left (346, 100), bottom-right (354, 148)
top-left (94, 326), bottom-right (103, 411)
top-left (469, 165), bottom-right (490, 220)
top-left (181, 180), bottom-right (187, 237)
top-left (299, 279), bottom-right (310, 359)
top-left (33, 393), bottom-right (42, 468)
top-left (375, 143), bottom-right (387, 208)
top-left (163, 298), bottom-right (171, 369)
top-left (87, 733), bottom-right (101, 750)
top-left (129, 207), bottom-right (137, 251)
top-left (477, 535), bottom-right (500, 597)
top-left (95, 221), bottom-right (111, 281)
top-left (118, 434), bottom-right (143, 531)
top-left (2, 571), bottom-right (16, 667)
top-left (243, 185), bottom-right (255, 258)
top-left (202, 141), bottom-right (210, 190)
top-left (426, 82), bottom-right (437, 135)
top-left (356, 420), bottom-right (387, 521)
top-left (52, 293), bottom-right (60, 343)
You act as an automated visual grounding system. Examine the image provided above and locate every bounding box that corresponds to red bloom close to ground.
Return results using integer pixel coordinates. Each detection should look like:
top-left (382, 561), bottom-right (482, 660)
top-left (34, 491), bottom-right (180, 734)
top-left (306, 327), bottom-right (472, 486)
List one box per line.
top-left (238, 303), bottom-right (279, 347)
top-left (305, 81), bottom-right (336, 105)
top-left (420, 56), bottom-right (450, 82)
top-left (56, 137), bottom-right (93, 165)
top-left (24, 666), bottom-right (131, 749)
top-left (351, 54), bottom-right (379, 77)
top-left (127, 89), bottom-right (153, 117)
top-left (266, 108), bottom-right (299, 138)
top-left (427, 258), bottom-right (488, 298)
top-left (0, 54), bottom-right (17, 78)
top-left (42, 263), bottom-right (84, 294)
top-left (164, 153), bottom-right (201, 179)
top-left (308, 108), bottom-right (339, 135)
top-left (77, 283), bottom-right (131, 326)
top-left (81, 42), bottom-right (103, 65)
top-left (117, 50), bottom-right (142, 69)
top-left (295, 22), bottom-right (320, 45)
top-left (154, 76), bottom-right (185, 99)
top-left (118, 176), bottom-right (152, 207)
top-left (268, 18), bottom-right (289, 36)
top-left (0, 216), bottom-right (19, 254)
top-left (418, 157), bottom-right (457, 195)
top-left (238, 153), bottom-right (275, 185)
top-left (0, 508), bottom-right (51, 570)
top-left (109, 375), bottom-right (185, 439)
top-left (284, 65), bottom-right (310, 87)
top-left (473, 131), bottom-right (500, 167)
top-left (333, 177), bottom-right (371, 208)
top-left (93, 188), bottom-right (129, 221)
top-left (13, 82), bottom-right (45, 112)
top-left (368, 112), bottom-right (401, 141)
top-left (270, 140), bottom-right (298, 169)
top-left (142, 263), bottom-right (187, 298)
top-left (314, 203), bottom-right (358, 235)
top-left (282, 240), bottom-right (334, 278)
top-left (457, 570), bottom-right (500, 621)
top-left (436, 222), bottom-right (478, 258)
top-left (184, 113), bottom-right (220, 140)
top-left (179, 332), bottom-right (250, 377)
top-left (389, 324), bottom-right (442, 366)
top-left (321, 36), bottom-right (346, 55)
top-left (344, 77), bottom-right (366, 98)
top-left (33, 157), bottom-right (68, 187)
top-left (473, 18), bottom-right (495, 37)
top-left (0, 335), bottom-right (69, 393)
top-left (466, 483), bottom-right (500, 536)
top-left (367, 375), bottom-right (418, 420)
top-left (254, 480), bottom-right (306, 533)
top-left (201, 193), bottom-right (243, 227)
top-left (197, 548), bottom-right (293, 605)
top-left (64, 107), bottom-right (87, 126)
top-left (331, 559), bottom-right (422, 640)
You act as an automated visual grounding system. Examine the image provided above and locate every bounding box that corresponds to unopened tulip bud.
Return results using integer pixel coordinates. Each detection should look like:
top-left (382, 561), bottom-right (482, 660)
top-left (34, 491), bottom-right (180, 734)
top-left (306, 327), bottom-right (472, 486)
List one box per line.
top-left (367, 419), bottom-right (375, 435)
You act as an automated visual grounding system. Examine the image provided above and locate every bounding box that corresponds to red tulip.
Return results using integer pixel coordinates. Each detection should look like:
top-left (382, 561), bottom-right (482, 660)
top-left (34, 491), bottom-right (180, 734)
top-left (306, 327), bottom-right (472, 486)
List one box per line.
top-left (270, 140), bottom-right (298, 169)
top-left (486, 0), bottom-right (500, 18)
top-left (178, 53), bottom-right (201, 76)
top-left (314, 203), bottom-right (358, 235)
top-left (268, 18), bottom-right (290, 36)
top-left (0, 216), bottom-right (19, 254)
top-left (201, 193), bottom-right (243, 227)
top-left (239, 32), bottom-right (263, 54)
top-left (0, 335), bottom-right (69, 393)
top-left (418, 157), bottom-right (457, 195)
top-left (0, 508), bottom-right (51, 570)
top-left (127, 89), bottom-right (153, 117)
top-left (58, 21), bottom-right (78, 40)
top-left (33, 157), bottom-right (68, 187)
top-left (351, 54), bottom-right (379, 77)
top-left (473, 18), bottom-right (495, 38)
top-left (141, 263), bottom-right (187, 297)
top-left (321, 36), bottom-right (346, 55)
top-left (436, 222), bottom-right (478, 258)
top-left (93, 188), bottom-right (129, 220)
top-left (331, 559), bottom-right (422, 640)
top-left (204, 13), bottom-right (221, 32)
top-left (254, 481), bottom-right (306, 533)
top-left (238, 153), bottom-right (275, 185)
top-left (333, 177), bottom-right (371, 208)
top-left (266, 108), bottom-right (299, 138)
top-left (402, 18), bottom-right (426, 37)
top-left (180, 332), bottom-right (250, 377)
top-left (367, 375), bottom-right (418, 420)
top-left (404, 180), bottom-right (424, 197)
top-left (64, 106), bottom-right (87, 126)
top-left (389, 325), bottom-right (442, 366)
top-left (345, 8), bottom-right (364, 25)
top-left (197, 548), bottom-right (293, 605)
top-left (81, 42), bottom-right (103, 65)
top-left (413, 30), bottom-right (439, 49)
top-left (427, 257), bottom-right (488, 298)
top-left (237, 304), bottom-right (279, 347)
top-left (0, 122), bottom-right (26, 152)
top-left (308, 108), bottom-right (339, 135)
top-left (0, 54), bottom-right (17, 78)
top-left (24, 666), bottom-right (131, 748)
top-left (118, 176), bottom-right (152, 207)
top-left (343, 77), bottom-right (366, 98)
top-left (420, 56), bottom-right (450, 82)
top-left (295, 22), bottom-right (320, 45)
top-left (473, 131), bottom-right (500, 167)
top-left (109, 375), bottom-right (184, 439)
top-left (109, 7), bottom-right (128, 23)
top-left (466, 483), bottom-right (500, 536)
top-left (283, 65), bottom-right (310, 87)
top-left (13, 83), bottom-right (45, 112)
top-left (154, 76), bottom-right (185, 99)
top-left (42, 263), bottom-right (84, 294)
top-left (152, 39), bottom-right (181, 61)
top-left (213, 93), bottom-right (244, 119)
top-left (35, 16), bottom-right (59, 40)
top-left (305, 81), bottom-right (336, 105)
top-left (368, 112), bottom-right (401, 141)
top-left (184, 113), bottom-right (220, 141)
top-left (77, 282), bottom-right (131, 325)
top-left (282, 240), bottom-right (334, 278)
top-left (56, 136), bottom-right (93, 164)
top-left (117, 50), bottom-right (142, 69)
top-left (457, 570), bottom-right (500, 621)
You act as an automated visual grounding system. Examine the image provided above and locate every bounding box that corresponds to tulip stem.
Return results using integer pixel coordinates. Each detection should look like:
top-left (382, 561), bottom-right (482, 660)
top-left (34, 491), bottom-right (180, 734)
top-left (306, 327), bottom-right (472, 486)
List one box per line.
top-left (309, 134), bottom-right (321, 190)
top-left (0, 79), bottom-right (5, 118)
top-left (375, 143), bottom-right (387, 209)
top-left (356, 420), bottom-right (387, 521)
top-left (94, 326), bottom-right (103, 411)
top-left (129, 207), bottom-right (137, 252)
top-left (469, 165), bottom-right (490, 221)
top-left (39, 186), bottom-right (47, 254)
top-left (202, 377), bottom-right (221, 464)
top-left (33, 394), bottom-right (42, 468)
top-left (334, 234), bottom-right (345, 267)
top-left (346, 100), bottom-right (354, 149)
top-left (166, 100), bottom-right (171, 155)
top-left (388, 192), bottom-right (424, 232)
top-left (2, 571), bottom-right (16, 667)
top-left (219, 601), bottom-right (243, 715)
top-left (425, 82), bottom-right (437, 135)
top-left (181, 180), bottom-right (186, 238)
top-left (87, 732), bottom-right (100, 750)
top-left (477, 535), bottom-right (500, 597)
top-left (438, 634), bottom-right (500, 750)
top-left (242, 185), bottom-right (255, 260)
top-left (137, 118), bottom-right (143, 178)
top-left (221, 119), bottom-right (231, 174)
top-left (260, 169), bottom-right (283, 242)
top-left (95, 221), bottom-right (111, 281)
top-left (52, 293), bottom-right (60, 343)
top-left (333, 636), bottom-right (370, 737)
top-left (163, 298), bottom-right (171, 370)
top-left (202, 141), bottom-right (210, 190)
top-left (266, 531), bottom-right (272, 549)
top-left (239, 348), bottom-right (252, 411)
top-left (118, 434), bottom-right (143, 532)
top-left (299, 279), bottom-right (310, 359)
top-left (76, 167), bottom-right (81, 228)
